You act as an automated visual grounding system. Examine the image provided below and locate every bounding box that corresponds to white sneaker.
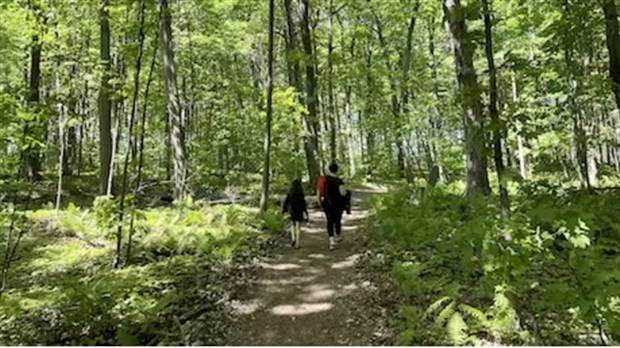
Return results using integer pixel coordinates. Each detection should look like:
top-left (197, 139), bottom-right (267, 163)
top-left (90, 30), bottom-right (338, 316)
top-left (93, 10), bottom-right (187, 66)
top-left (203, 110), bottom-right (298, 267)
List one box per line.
top-left (329, 237), bottom-right (336, 250)
top-left (335, 235), bottom-right (342, 243)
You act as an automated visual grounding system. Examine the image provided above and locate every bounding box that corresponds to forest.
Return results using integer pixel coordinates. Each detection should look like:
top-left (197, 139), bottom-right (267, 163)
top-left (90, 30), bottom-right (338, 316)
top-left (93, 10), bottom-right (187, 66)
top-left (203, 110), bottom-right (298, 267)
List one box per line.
top-left (1, 0), bottom-right (620, 345)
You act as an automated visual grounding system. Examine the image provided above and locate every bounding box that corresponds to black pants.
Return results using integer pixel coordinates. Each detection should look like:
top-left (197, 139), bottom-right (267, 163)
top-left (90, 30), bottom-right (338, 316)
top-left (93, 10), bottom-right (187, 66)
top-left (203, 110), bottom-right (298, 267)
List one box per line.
top-left (324, 208), bottom-right (343, 237)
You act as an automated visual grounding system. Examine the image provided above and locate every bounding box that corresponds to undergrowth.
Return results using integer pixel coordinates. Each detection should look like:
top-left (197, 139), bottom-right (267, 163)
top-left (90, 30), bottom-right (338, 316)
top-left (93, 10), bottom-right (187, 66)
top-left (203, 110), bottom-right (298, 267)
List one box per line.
top-left (367, 181), bottom-right (620, 345)
top-left (0, 200), bottom-right (283, 345)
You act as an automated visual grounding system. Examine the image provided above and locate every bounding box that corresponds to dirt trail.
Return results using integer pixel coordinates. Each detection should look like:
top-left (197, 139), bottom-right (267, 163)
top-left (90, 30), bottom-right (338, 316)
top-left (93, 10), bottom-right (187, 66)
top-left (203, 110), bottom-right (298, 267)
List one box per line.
top-left (226, 185), bottom-right (388, 346)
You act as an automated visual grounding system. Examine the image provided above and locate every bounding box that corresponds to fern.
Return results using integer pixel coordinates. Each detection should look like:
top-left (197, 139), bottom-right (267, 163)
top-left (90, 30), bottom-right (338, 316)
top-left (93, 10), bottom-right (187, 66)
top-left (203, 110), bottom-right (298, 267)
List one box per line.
top-left (446, 312), bottom-right (468, 345)
top-left (426, 296), bottom-right (451, 317)
top-left (435, 300), bottom-right (456, 326)
top-left (459, 303), bottom-right (488, 326)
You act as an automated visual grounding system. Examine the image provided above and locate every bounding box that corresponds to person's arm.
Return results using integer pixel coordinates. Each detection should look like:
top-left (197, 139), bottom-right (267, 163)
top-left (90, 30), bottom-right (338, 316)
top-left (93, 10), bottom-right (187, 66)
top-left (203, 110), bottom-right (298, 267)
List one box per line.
top-left (282, 195), bottom-right (289, 214)
top-left (302, 199), bottom-right (309, 220)
top-left (338, 182), bottom-right (347, 197)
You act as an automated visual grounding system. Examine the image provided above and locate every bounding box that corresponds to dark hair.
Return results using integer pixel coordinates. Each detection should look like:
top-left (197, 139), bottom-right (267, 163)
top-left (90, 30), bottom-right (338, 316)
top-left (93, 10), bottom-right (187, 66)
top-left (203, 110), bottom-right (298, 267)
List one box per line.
top-left (328, 163), bottom-right (339, 174)
top-left (288, 179), bottom-right (305, 198)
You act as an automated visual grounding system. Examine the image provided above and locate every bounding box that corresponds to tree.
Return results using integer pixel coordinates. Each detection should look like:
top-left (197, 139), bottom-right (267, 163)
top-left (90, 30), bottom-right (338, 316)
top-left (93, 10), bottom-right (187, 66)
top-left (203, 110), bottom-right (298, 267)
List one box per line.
top-left (482, 0), bottom-right (510, 217)
top-left (98, 0), bottom-right (113, 195)
top-left (442, 0), bottom-right (491, 197)
top-left (300, 0), bottom-right (321, 184)
top-left (603, 0), bottom-right (620, 110)
top-left (159, 0), bottom-right (188, 200)
top-left (259, 0), bottom-right (275, 213)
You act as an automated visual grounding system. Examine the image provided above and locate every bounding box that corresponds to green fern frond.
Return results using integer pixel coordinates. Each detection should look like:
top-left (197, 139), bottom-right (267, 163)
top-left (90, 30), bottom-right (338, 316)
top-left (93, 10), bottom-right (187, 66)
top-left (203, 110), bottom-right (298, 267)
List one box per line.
top-left (425, 296), bottom-right (452, 317)
top-left (435, 300), bottom-right (456, 326)
top-left (459, 303), bottom-right (488, 325)
top-left (446, 312), bottom-right (468, 345)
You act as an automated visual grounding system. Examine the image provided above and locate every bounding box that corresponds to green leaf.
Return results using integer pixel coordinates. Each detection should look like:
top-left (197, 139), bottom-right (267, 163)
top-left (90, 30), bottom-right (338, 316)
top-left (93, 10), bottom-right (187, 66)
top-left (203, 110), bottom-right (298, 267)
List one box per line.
top-left (435, 300), bottom-right (456, 326)
top-left (425, 296), bottom-right (451, 317)
top-left (446, 312), bottom-right (468, 345)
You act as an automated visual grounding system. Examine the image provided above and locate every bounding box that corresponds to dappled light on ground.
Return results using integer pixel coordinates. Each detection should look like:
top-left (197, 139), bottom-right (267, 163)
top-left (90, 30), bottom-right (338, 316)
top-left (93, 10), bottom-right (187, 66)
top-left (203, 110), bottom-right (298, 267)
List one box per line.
top-left (259, 262), bottom-right (301, 270)
top-left (227, 188), bottom-right (385, 345)
top-left (271, 302), bottom-right (334, 316)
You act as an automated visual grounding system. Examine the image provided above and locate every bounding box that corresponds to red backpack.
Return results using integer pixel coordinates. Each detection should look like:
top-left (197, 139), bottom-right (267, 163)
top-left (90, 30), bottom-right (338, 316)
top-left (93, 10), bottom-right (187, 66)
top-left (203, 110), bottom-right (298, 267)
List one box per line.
top-left (317, 175), bottom-right (327, 197)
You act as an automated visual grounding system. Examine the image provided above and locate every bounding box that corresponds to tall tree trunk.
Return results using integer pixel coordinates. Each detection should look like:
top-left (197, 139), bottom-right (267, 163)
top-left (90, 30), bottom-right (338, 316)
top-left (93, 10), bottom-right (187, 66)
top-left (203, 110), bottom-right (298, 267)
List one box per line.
top-left (159, 0), bottom-right (189, 200)
top-left (443, 0), bottom-right (491, 197)
top-left (259, 0), bottom-right (275, 213)
top-left (511, 74), bottom-right (528, 179)
top-left (373, 14), bottom-right (403, 177)
top-left (284, 0), bottom-right (318, 185)
top-left (55, 72), bottom-right (65, 210)
top-left (115, 1), bottom-right (146, 268)
top-left (482, 0), bottom-right (510, 217)
top-left (428, 16), bottom-right (446, 185)
top-left (364, 40), bottom-right (375, 174)
top-left (21, 34), bottom-right (43, 181)
top-left (300, 0), bottom-right (321, 183)
top-left (604, 0), bottom-right (620, 110)
top-left (400, 1), bottom-right (421, 182)
top-left (99, 0), bottom-right (113, 194)
top-left (327, 0), bottom-right (337, 164)
top-left (127, 42), bottom-right (158, 265)
top-left (562, 0), bottom-right (590, 190)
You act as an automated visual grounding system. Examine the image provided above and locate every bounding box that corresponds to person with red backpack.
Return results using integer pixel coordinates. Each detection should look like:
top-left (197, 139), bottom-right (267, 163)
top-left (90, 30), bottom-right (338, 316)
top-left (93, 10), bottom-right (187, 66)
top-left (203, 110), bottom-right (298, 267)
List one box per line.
top-left (317, 163), bottom-right (350, 250)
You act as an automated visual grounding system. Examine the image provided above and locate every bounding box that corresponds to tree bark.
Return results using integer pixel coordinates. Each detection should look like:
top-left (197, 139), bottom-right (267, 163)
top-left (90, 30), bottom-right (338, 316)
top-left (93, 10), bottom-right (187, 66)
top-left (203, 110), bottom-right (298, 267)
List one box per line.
top-left (99, 0), bottom-right (113, 195)
top-left (604, 0), bottom-right (620, 110)
top-left (159, 0), bottom-right (189, 200)
top-left (443, 0), bottom-right (491, 197)
top-left (284, 0), bottom-right (319, 187)
top-left (482, 0), bottom-right (510, 217)
top-left (259, 0), bottom-right (275, 213)
top-left (115, 1), bottom-right (146, 268)
top-left (327, 0), bottom-right (337, 164)
top-left (300, 0), bottom-right (321, 183)
top-left (21, 34), bottom-right (43, 181)
top-left (127, 42), bottom-right (158, 265)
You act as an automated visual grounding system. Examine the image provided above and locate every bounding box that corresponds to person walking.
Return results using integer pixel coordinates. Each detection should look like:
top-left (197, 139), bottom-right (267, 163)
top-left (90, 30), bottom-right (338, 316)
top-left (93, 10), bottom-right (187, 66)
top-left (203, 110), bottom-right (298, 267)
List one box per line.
top-left (317, 163), bottom-right (349, 250)
top-left (282, 179), bottom-right (309, 248)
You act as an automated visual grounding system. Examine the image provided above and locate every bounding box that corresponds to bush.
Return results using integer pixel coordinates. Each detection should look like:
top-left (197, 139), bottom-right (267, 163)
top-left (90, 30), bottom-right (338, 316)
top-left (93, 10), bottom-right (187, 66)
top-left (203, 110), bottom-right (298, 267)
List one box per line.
top-left (368, 183), bottom-right (620, 345)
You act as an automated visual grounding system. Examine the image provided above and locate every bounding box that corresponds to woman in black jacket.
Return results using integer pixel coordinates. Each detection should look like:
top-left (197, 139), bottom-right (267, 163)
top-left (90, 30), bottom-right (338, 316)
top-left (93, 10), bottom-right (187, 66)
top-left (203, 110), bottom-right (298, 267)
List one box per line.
top-left (282, 179), bottom-right (308, 248)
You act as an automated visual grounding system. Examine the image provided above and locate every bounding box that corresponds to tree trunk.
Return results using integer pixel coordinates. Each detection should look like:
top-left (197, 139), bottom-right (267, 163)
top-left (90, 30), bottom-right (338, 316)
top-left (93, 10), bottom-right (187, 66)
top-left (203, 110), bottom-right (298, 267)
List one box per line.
top-left (443, 0), bottom-right (491, 197)
top-left (55, 71), bottom-right (65, 210)
top-left (21, 34), bottom-right (43, 181)
top-left (511, 74), bottom-right (528, 179)
top-left (115, 1), bottom-right (146, 268)
top-left (604, 0), bottom-right (620, 110)
top-left (400, 1), bottom-right (421, 182)
top-left (428, 16), bottom-right (446, 185)
top-left (159, 0), bottom-right (189, 200)
top-left (327, 0), bottom-right (337, 164)
top-left (127, 43), bottom-right (158, 265)
top-left (482, 0), bottom-right (510, 217)
top-left (99, 0), bottom-right (113, 195)
top-left (259, 0), bottom-right (275, 213)
top-left (562, 0), bottom-right (590, 190)
top-left (300, 0), bottom-right (321, 184)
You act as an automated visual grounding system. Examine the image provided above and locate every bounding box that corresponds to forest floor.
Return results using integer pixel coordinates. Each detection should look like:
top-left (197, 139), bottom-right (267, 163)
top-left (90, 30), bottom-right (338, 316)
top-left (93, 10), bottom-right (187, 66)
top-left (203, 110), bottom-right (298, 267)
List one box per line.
top-left (225, 184), bottom-right (392, 345)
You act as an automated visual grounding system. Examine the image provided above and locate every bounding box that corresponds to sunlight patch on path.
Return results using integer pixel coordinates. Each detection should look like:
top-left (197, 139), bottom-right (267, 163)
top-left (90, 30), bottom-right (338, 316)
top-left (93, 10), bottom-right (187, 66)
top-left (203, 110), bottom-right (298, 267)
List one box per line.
top-left (331, 253), bottom-right (360, 269)
top-left (271, 302), bottom-right (333, 316)
top-left (259, 262), bottom-right (302, 271)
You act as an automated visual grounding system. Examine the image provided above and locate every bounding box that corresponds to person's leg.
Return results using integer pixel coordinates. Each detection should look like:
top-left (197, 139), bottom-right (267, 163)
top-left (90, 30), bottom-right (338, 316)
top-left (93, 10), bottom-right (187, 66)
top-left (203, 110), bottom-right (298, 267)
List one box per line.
top-left (325, 208), bottom-right (337, 249)
top-left (290, 222), bottom-right (296, 246)
top-left (294, 221), bottom-right (301, 248)
top-left (325, 210), bottom-right (334, 237)
top-left (334, 209), bottom-right (343, 242)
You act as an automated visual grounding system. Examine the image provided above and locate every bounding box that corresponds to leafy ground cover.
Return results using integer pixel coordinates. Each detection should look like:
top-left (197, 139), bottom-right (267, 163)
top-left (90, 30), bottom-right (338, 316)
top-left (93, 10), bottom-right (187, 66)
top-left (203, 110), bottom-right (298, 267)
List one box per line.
top-left (0, 197), bottom-right (283, 345)
top-left (366, 180), bottom-right (620, 345)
